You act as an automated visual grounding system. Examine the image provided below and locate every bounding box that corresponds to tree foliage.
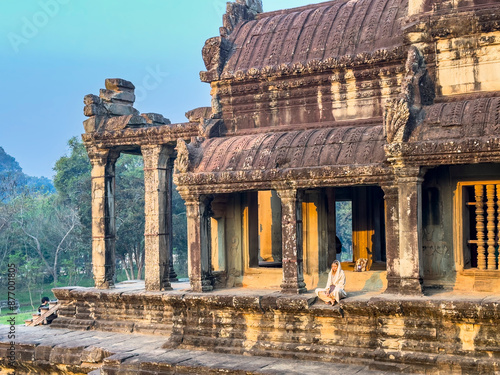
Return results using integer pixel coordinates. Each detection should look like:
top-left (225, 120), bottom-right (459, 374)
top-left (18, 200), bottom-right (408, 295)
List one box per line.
top-left (0, 137), bottom-right (189, 303)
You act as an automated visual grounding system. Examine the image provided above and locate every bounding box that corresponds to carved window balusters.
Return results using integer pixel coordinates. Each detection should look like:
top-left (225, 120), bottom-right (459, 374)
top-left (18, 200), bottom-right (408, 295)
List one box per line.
top-left (472, 184), bottom-right (499, 270)
top-left (486, 185), bottom-right (497, 270)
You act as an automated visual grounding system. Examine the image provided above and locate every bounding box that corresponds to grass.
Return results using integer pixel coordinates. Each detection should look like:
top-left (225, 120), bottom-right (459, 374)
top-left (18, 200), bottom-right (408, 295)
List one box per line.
top-left (0, 312), bottom-right (35, 325)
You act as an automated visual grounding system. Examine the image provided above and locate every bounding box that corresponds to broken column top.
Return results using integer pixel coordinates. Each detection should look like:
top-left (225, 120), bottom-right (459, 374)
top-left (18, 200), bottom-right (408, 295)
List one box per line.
top-left (83, 78), bottom-right (170, 133)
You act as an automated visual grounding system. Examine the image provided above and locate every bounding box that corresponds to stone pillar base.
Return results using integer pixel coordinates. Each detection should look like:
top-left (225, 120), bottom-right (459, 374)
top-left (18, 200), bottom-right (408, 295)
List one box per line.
top-left (146, 281), bottom-right (173, 292)
top-left (169, 265), bottom-right (178, 282)
top-left (384, 277), bottom-right (423, 295)
top-left (94, 280), bottom-right (115, 290)
top-left (280, 280), bottom-right (307, 294)
top-left (191, 279), bottom-right (214, 293)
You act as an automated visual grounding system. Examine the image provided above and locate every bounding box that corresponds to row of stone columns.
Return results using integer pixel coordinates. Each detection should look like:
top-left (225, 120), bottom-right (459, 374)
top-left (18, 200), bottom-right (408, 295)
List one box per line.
top-left (89, 144), bottom-right (425, 295)
top-left (184, 189), bottom-right (307, 294)
top-left (89, 145), bottom-right (177, 291)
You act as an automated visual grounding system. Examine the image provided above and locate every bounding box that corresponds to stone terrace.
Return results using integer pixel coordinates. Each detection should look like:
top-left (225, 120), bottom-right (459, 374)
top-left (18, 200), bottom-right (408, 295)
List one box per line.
top-left (0, 325), bottom-right (403, 375)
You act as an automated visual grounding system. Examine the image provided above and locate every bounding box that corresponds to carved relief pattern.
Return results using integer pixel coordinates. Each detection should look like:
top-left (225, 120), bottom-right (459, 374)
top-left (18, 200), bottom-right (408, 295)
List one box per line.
top-left (222, 21), bottom-right (257, 74)
top-left (242, 133), bottom-right (268, 169)
top-left (475, 184), bottom-right (486, 270)
top-left (486, 97), bottom-right (500, 134)
top-left (360, 0), bottom-right (387, 48)
top-left (441, 101), bottom-right (466, 127)
top-left (271, 131), bottom-right (299, 169)
top-left (263, 13), bottom-right (295, 68)
top-left (380, 0), bottom-right (399, 40)
top-left (225, 136), bottom-right (253, 171)
top-left (197, 137), bottom-right (227, 173)
top-left (342, 0), bottom-right (370, 55)
top-left (248, 15), bottom-right (280, 71)
top-left (325, 1), bottom-right (355, 58)
top-left (255, 132), bottom-right (283, 170)
top-left (308, 4), bottom-right (342, 61)
top-left (293, 8), bottom-right (323, 64)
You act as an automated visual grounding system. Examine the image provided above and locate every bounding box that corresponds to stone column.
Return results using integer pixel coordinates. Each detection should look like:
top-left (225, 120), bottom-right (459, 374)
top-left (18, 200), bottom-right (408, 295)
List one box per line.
top-left (185, 195), bottom-right (213, 292)
top-left (277, 189), bottom-right (307, 294)
top-left (166, 157), bottom-right (178, 282)
top-left (395, 167), bottom-right (424, 295)
top-left (89, 148), bottom-right (119, 289)
top-left (142, 145), bottom-right (174, 291)
top-left (381, 183), bottom-right (400, 294)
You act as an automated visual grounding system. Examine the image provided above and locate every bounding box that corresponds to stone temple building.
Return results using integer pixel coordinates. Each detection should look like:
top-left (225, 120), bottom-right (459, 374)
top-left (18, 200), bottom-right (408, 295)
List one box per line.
top-left (83, 0), bottom-right (500, 296)
top-left (3, 0), bottom-right (500, 374)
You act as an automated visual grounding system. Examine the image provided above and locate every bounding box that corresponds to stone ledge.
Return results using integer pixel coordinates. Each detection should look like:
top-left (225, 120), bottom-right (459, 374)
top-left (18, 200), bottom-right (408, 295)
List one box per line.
top-left (0, 326), bottom-right (401, 375)
top-left (48, 284), bottom-right (500, 374)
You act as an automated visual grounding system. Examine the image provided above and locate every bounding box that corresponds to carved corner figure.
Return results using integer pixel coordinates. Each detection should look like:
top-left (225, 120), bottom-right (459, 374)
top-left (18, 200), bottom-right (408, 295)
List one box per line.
top-left (384, 98), bottom-right (411, 143)
top-left (174, 139), bottom-right (190, 174)
top-left (384, 46), bottom-right (435, 144)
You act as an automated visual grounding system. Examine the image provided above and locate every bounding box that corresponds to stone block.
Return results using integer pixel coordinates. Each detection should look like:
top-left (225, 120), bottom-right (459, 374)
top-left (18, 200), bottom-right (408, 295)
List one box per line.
top-left (83, 116), bottom-right (107, 133)
top-left (102, 116), bottom-right (131, 132)
top-left (185, 107), bottom-right (212, 122)
top-left (84, 94), bottom-right (102, 106)
top-left (99, 89), bottom-right (135, 104)
top-left (49, 347), bottom-right (83, 365)
top-left (34, 345), bottom-right (53, 361)
top-left (104, 103), bottom-right (139, 116)
top-left (81, 346), bottom-right (109, 363)
top-left (84, 104), bottom-right (108, 117)
top-left (141, 113), bottom-right (171, 125)
top-left (105, 78), bottom-right (135, 92)
top-left (127, 115), bottom-right (147, 127)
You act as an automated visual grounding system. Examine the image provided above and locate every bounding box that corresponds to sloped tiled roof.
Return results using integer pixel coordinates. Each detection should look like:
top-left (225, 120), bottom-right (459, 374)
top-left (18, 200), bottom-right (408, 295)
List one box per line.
top-left (222, 0), bottom-right (407, 76)
top-left (192, 125), bottom-right (386, 173)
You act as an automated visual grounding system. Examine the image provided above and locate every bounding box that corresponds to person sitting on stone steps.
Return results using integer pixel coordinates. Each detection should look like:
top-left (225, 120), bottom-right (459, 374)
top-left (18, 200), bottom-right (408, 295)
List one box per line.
top-left (315, 260), bottom-right (347, 306)
top-left (38, 296), bottom-right (50, 313)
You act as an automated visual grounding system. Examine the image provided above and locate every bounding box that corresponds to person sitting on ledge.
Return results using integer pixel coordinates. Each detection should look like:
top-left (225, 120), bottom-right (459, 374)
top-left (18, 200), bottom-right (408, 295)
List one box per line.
top-left (315, 260), bottom-right (347, 306)
top-left (38, 296), bottom-right (49, 313)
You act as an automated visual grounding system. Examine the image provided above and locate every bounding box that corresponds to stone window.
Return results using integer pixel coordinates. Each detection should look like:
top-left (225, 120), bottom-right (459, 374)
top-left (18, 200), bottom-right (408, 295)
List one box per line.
top-left (459, 182), bottom-right (500, 270)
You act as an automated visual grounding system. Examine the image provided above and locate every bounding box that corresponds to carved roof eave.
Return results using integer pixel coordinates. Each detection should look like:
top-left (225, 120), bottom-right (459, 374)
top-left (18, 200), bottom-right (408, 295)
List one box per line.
top-left (386, 138), bottom-right (500, 167)
top-left (81, 122), bottom-right (199, 149)
top-left (174, 164), bottom-right (392, 195)
top-left (200, 46), bottom-right (407, 84)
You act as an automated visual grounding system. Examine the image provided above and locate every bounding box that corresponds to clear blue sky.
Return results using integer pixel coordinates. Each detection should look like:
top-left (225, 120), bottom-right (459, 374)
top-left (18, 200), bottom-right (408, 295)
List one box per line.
top-left (1, 0), bottom-right (321, 178)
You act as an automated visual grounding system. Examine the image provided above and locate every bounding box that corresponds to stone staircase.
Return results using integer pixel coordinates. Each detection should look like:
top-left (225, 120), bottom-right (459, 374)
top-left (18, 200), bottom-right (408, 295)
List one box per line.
top-left (25, 300), bottom-right (59, 326)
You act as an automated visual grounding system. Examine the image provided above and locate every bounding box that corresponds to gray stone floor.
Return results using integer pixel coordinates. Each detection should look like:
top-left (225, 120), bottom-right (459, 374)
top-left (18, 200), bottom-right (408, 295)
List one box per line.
top-left (0, 325), bottom-right (407, 374)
